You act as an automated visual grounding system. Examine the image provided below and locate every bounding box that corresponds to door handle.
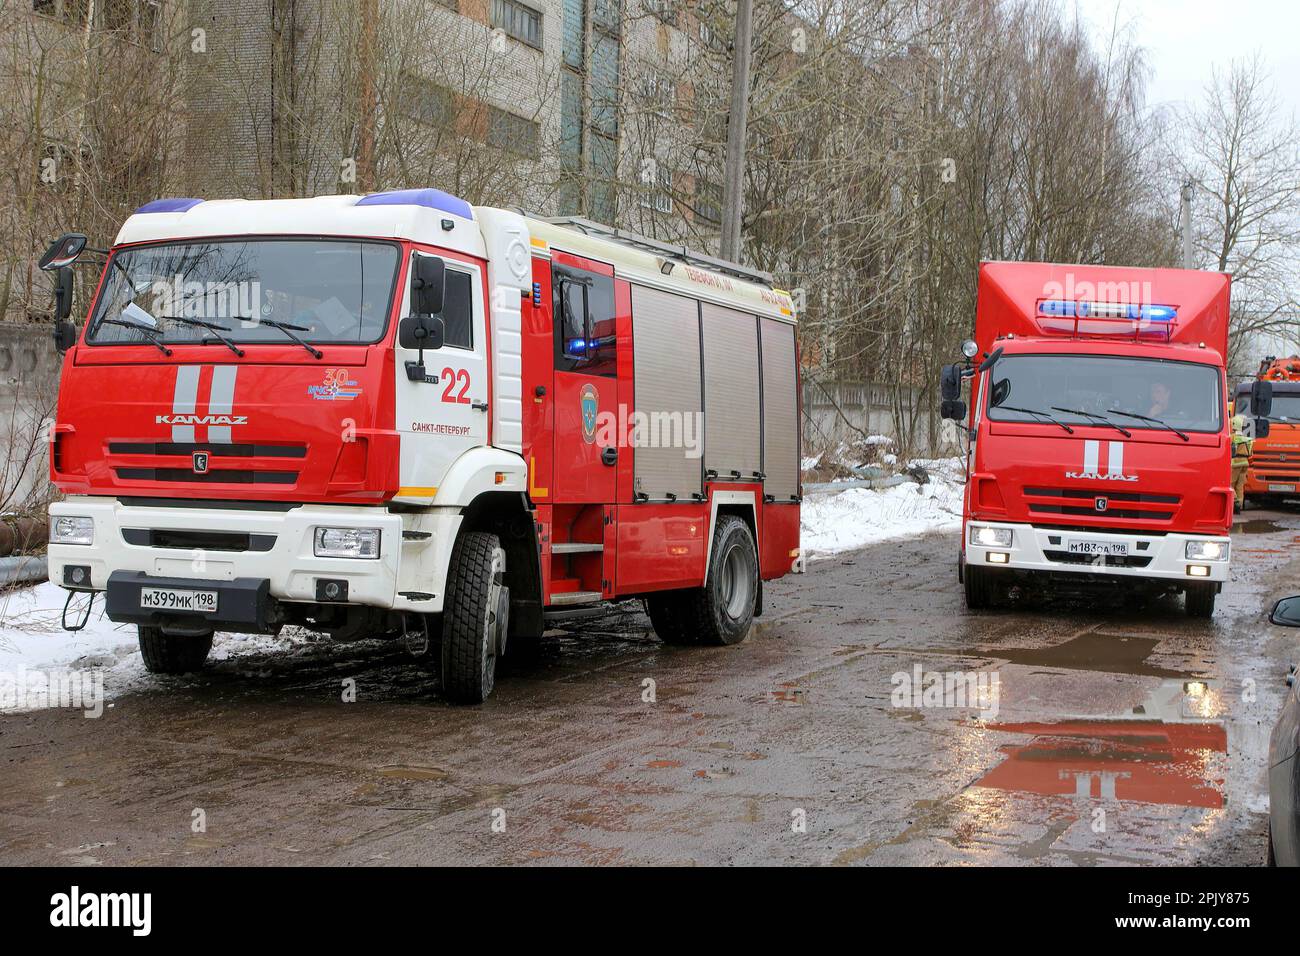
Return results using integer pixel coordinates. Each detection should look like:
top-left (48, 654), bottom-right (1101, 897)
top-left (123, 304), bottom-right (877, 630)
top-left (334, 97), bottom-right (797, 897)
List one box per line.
top-left (601, 446), bottom-right (617, 466)
top-left (471, 401), bottom-right (488, 411)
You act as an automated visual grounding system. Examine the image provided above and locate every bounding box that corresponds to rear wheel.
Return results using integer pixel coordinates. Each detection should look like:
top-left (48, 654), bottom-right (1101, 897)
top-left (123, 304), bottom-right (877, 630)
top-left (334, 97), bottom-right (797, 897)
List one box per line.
top-left (1185, 582), bottom-right (1217, 618)
top-left (138, 626), bottom-right (213, 674)
top-left (440, 531), bottom-right (508, 704)
top-left (661, 515), bottom-right (758, 646)
top-left (963, 561), bottom-right (997, 610)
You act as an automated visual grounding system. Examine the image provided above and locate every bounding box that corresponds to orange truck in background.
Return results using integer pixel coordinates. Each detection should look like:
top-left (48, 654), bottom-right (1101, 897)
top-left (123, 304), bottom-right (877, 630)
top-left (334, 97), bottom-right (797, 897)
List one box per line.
top-left (1235, 356), bottom-right (1300, 507)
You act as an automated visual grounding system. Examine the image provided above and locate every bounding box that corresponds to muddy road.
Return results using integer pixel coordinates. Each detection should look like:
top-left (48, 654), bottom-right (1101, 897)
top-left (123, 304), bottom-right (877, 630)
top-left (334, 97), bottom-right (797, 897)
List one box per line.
top-left (3, 508), bottom-right (1299, 866)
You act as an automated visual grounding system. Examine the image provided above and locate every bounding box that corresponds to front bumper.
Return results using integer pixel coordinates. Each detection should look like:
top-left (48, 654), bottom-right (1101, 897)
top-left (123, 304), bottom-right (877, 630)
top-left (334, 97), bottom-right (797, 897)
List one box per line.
top-left (965, 521), bottom-right (1230, 584)
top-left (48, 497), bottom-right (463, 620)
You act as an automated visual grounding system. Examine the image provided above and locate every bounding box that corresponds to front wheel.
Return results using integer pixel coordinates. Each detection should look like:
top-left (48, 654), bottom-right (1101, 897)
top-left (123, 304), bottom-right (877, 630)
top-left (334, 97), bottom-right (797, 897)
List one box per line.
top-left (963, 561), bottom-right (997, 610)
top-left (1185, 581), bottom-right (1217, 619)
top-left (138, 626), bottom-right (213, 674)
top-left (440, 532), bottom-right (509, 704)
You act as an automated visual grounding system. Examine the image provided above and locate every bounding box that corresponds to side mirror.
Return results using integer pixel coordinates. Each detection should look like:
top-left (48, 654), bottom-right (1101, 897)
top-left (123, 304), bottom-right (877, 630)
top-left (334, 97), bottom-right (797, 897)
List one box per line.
top-left (979, 346), bottom-right (1004, 372)
top-left (411, 255), bottom-right (445, 317)
top-left (53, 321), bottom-right (77, 353)
top-left (1255, 417), bottom-right (1271, 439)
top-left (940, 364), bottom-right (963, 401)
top-left (941, 399), bottom-right (967, 421)
top-left (39, 233), bottom-right (88, 271)
top-left (399, 314), bottom-right (445, 351)
top-left (1270, 595), bottom-right (1300, 627)
top-left (1252, 379), bottom-right (1274, 419)
top-left (53, 265), bottom-right (73, 321)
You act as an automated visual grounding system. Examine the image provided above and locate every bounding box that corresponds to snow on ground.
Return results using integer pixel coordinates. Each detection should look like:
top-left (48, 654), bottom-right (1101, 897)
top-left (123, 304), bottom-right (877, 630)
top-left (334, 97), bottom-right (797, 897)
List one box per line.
top-left (800, 457), bottom-right (964, 557)
top-left (0, 581), bottom-right (294, 713)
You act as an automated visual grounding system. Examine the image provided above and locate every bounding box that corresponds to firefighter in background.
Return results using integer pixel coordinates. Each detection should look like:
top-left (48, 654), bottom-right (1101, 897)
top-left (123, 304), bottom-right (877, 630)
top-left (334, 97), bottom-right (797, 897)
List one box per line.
top-left (1231, 411), bottom-right (1254, 513)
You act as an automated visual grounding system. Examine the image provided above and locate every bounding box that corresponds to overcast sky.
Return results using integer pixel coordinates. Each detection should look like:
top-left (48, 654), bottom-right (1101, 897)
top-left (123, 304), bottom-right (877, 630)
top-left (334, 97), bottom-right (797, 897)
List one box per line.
top-left (1071, 0), bottom-right (1300, 118)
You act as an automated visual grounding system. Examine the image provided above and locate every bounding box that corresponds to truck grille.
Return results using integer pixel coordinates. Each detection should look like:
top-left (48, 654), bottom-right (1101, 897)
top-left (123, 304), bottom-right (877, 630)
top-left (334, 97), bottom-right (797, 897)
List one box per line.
top-left (121, 528), bottom-right (276, 552)
top-left (1023, 487), bottom-right (1179, 522)
top-left (1042, 550), bottom-right (1153, 569)
top-left (108, 441), bottom-right (307, 458)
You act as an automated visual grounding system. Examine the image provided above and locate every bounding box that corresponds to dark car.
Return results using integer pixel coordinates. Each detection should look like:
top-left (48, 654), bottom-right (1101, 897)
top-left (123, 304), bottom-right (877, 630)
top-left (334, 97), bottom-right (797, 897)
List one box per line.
top-left (1267, 595), bottom-right (1300, 866)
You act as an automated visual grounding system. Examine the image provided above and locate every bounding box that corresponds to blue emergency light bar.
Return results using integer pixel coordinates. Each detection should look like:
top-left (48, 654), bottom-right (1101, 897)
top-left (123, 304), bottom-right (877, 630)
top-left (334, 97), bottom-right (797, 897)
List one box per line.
top-left (1038, 300), bottom-right (1178, 322)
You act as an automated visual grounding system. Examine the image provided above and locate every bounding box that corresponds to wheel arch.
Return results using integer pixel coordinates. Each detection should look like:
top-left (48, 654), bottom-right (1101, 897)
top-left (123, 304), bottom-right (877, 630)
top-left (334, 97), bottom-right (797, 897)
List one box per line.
top-left (458, 490), bottom-right (543, 639)
top-left (706, 490), bottom-right (761, 617)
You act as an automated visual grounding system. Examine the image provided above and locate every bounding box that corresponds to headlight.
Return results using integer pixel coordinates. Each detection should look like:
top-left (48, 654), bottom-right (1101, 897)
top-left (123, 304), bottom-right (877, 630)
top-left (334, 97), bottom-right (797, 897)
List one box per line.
top-left (1186, 540), bottom-right (1228, 561)
top-left (314, 527), bottom-right (381, 559)
top-left (50, 516), bottom-right (94, 546)
top-left (970, 525), bottom-right (1013, 548)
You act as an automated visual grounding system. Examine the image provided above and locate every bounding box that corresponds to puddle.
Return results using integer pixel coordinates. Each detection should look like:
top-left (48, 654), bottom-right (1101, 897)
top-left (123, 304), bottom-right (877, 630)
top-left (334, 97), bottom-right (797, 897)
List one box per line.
top-left (977, 720), bottom-right (1226, 808)
top-left (982, 632), bottom-right (1187, 678)
top-left (1233, 519), bottom-right (1285, 534)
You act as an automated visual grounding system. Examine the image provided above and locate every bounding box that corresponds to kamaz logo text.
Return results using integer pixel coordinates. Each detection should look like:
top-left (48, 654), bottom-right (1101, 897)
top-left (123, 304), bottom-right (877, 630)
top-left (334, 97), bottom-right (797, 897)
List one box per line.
top-left (1065, 440), bottom-right (1137, 482)
top-left (156, 414), bottom-right (247, 426)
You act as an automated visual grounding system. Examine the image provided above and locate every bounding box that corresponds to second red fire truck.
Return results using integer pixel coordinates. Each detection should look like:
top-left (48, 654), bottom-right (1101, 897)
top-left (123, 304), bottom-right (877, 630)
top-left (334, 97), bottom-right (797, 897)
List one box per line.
top-left (941, 261), bottom-right (1272, 618)
top-left (40, 190), bottom-right (803, 702)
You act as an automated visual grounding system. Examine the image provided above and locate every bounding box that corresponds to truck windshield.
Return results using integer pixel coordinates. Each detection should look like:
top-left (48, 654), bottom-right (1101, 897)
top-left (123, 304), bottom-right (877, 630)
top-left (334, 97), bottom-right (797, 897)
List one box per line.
top-left (986, 354), bottom-right (1222, 433)
top-left (86, 238), bottom-right (401, 346)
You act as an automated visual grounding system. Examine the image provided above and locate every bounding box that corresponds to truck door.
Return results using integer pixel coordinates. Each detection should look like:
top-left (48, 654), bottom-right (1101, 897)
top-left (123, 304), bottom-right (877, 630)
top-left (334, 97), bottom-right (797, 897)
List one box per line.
top-left (393, 250), bottom-right (489, 500)
top-left (551, 255), bottom-right (618, 503)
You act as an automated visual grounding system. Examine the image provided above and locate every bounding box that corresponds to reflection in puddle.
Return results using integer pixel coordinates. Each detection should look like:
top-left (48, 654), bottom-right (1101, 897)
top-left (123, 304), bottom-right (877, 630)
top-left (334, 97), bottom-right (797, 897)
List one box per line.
top-left (977, 720), bottom-right (1226, 808)
top-left (1232, 519), bottom-right (1285, 535)
top-left (984, 633), bottom-right (1187, 678)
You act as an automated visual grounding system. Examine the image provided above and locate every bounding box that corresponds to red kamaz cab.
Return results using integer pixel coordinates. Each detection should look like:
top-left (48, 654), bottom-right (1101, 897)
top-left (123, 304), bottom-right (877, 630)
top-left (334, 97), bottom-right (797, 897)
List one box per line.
top-left (41, 191), bottom-right (803, 702)
top-left (940, 261), bottom-right (1268, 618)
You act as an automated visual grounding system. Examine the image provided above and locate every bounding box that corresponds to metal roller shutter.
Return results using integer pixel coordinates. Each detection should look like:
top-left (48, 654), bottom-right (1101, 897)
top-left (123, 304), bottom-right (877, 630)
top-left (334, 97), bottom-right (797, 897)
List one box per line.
top-left (761, 318), bottom-right (799, 500)
top-left (701, 303), bottom-right (761, 479)
top-left (630, 284), bottom-right (703, 501)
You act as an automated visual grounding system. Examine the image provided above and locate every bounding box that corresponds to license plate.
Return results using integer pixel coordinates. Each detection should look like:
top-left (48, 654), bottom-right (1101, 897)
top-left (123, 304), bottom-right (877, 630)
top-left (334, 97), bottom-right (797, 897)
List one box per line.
top-left (1268, 484), bottom-right (1295, 493)
top-left (140, 587), bottom-right (218, 613)
top-left (1067, 539), bottom-right (1129, 557)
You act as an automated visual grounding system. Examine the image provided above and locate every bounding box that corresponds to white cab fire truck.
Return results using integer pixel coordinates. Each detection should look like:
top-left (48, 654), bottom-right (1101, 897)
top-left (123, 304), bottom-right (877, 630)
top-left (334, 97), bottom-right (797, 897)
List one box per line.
top-left (40, 189), bottom-right (803, 702)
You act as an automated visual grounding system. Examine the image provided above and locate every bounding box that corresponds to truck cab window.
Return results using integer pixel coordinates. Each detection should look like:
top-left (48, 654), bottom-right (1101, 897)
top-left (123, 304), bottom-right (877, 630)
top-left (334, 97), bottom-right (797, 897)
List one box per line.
top-left (441, 269), bottom-right (473, 350)
top-left (553, 264), bottom-right (615, 376)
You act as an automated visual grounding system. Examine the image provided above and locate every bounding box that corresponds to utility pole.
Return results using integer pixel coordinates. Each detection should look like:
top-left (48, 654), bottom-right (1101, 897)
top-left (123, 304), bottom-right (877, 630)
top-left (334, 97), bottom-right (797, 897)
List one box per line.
top-left (356, 0), bottom-right (379, 193)
top-left (1180, 180), bottom-right (1194, 269)
top-left (720, 0), bottom-right (754, 264)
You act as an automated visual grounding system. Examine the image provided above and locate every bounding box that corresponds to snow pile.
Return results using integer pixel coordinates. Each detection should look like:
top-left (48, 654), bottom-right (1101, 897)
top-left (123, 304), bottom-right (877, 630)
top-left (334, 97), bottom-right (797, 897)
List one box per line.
top-left (801, 456), bottom-right (964, 557)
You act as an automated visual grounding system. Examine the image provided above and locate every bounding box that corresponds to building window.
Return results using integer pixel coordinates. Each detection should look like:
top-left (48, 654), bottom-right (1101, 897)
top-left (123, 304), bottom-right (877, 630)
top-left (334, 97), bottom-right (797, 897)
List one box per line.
top-left (399, 74), bottom-right (455, 128)
top-left (487, 106), bottom-right (540, 160)
top-left (491, 0), bottom-right (543, 48)
top-left (694, 180), bottom-right (721, 225)
top-left (640, 163), bottom-right (673, 214)
top-left (643, 0), bottom-right (675, 25)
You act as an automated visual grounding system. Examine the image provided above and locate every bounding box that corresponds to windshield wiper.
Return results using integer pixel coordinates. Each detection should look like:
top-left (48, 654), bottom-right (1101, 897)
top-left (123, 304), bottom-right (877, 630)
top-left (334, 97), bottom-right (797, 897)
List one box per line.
top-left (1051, 407), bottom-right (1132, 437)
top-left (1108, 408), bottom-right (1190, 442)
top-left (157, 315), bottom-right (245, 357)
top-left (98, 318), bottom-right (173, 356)
top-left (232, 316), bottom-right (322, 359)
top-left (994, 405), bottom-right (1075, 434)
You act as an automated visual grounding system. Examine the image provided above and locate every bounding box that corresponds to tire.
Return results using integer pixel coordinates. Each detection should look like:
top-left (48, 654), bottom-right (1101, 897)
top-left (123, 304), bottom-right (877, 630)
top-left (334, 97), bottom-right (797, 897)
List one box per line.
top-left (646, 593), bottom-right (696, 645)
top-left (1185, 582), bottom-right (1217, 619)
top-left (667, 515), bottom-right (758, 646)
top-left (440, 531), bottom-right (508, 704)
top-left (138, 625), bottom-right (213, 674)
top-left (963, 561), bottom-right (997, 610)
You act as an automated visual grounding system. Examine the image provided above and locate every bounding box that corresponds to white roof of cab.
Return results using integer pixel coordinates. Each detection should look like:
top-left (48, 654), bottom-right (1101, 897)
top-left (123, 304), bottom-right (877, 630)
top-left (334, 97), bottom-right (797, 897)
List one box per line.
top-left (113, 191), bottom-right (795, 324)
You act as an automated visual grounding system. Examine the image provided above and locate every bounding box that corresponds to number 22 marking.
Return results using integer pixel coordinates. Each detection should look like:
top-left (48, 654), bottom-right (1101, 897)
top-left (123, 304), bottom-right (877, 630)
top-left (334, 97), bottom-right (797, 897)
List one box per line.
top-left (441, 367), bottom-right (471, 404)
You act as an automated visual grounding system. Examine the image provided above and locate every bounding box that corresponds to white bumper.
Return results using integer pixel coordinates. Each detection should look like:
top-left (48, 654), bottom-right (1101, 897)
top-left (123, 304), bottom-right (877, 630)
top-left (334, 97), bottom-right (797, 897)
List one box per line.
top-left (965, 521), bottom-right (1230, 584)
top-left (48, 497), bottom-right (462, 614)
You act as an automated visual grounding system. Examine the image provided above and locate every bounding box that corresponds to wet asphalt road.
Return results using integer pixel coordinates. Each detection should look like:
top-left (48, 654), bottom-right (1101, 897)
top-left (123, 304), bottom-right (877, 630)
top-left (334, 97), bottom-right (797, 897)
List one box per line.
top-left (3, 506), bottom-right (1300, 866)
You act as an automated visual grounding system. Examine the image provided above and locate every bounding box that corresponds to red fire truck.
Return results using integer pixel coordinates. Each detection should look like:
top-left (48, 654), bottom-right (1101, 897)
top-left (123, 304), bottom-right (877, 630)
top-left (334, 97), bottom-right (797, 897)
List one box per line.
top-left (39, 190), bottom-right (802, 702)
top-left (940, 261), bottom-right (1272, 618)
top-left (1234, 356), bottom-right (1300, 507)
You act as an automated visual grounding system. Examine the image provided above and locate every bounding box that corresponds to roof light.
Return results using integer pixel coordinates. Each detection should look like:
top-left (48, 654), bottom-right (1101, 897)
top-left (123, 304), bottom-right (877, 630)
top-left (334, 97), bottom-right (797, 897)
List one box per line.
top-left (1038, 300), bottom-right (1178, 321)
top-left (134, 198), bottom-right (204, 214)
top-left (356, 187), bottom-right (472, 221)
